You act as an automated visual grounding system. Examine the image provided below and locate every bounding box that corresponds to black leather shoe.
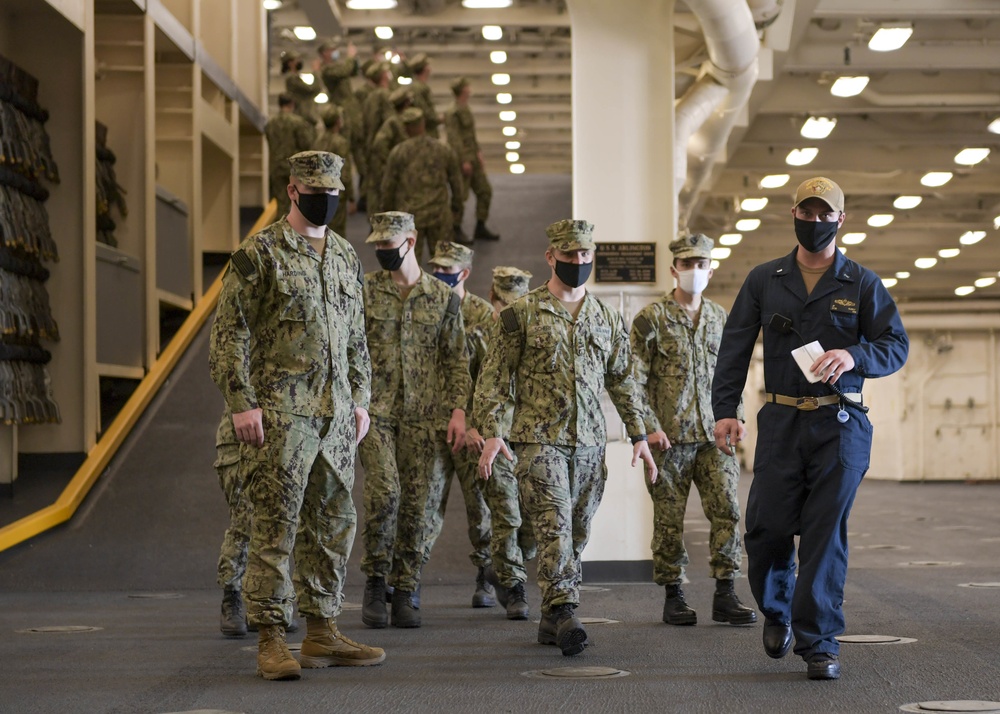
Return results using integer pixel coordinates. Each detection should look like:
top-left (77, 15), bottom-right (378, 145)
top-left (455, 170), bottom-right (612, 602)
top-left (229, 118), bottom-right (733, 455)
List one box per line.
top-left (663, 584), bottom-right (697, 625)
top-left (806, 654), bottom-right (841, 680)
top-left (763, 619), bottom-right (792, 659)
top-left (553, 604), bottom-right (587, 657)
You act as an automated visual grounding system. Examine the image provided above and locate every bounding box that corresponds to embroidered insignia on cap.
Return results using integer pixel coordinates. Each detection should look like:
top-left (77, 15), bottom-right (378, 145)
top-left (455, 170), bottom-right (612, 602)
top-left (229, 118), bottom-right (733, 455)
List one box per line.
top-left (805, 178), bottom-right (835, 196)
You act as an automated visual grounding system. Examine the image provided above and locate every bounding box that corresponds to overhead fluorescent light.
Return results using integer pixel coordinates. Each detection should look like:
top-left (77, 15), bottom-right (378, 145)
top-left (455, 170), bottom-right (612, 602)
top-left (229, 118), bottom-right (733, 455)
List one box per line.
top-left (867, 214), bottom-right (893, 227)
top-left (881, 277), bottom-right (898, 288)
top-left (506, 151), bottom-right (519, 162)
top-left (938, 248), bottom-right (960, 258)
top-left (830, 76), bottom-right (869, 98)
top-left (490, 51), bottom-right (508, 64)
top-left (841, 232), bottom-right (866, 244)
top-left (293, 26), bottom-right (317, 41)
top-left (800, 117), bottom-right (837, 139)
top-left (496, 93), bottom-right (512, 104)
top-left (300, 73), bottom-right (314, 85)
top-left (374, 26), bottom-right (394, 40)
top-left (954, 286), bottom-right (975, 296)
top-left (960, 231), bottom-right (986, 245)
top-left (974, 277), bottom-right (997, 288)
top-left (759, 173), bottom-right (790, 189)
top-left (314, 93), bottom-right (329, 104)
top-left (893, 195), bottom-right (922, 209)
top-left (262, 0), bottom-right (282, 10)
top-left (346, 0), bottom-right (398, 8)
top-left (868, 24), bottom-right (913, 52)
top-left (491, 73), bottom-right (510, 86)
top-left (740, 197), bottom-right (768, 212)
top-left (989, 118), bottom-right (1000, 135)
top-left (499, 110), bottom-right (516, 122)
top-left (734, 219), bottom-right (760, 231)
top-left (502, 126), bottom-right (517, 137)
top-left (914, 257), bottom-right (937, 269)
top-left (463, 0), bottom-right (513, 7)
top-left (482, 25), bottom-right (503, 41)
top-left (719, 233), bottom-right (742, 246)
top-left (505, 140), bottom-right (520, 150)
top-left (920, 171), bottom-right (952, 187)
top-left (711, 247), bottom-right (732, 260)
top-left (838, 246), bottom-right (847, 255)
top-left (895, 271), bottom-right (910, 279)
top-left (786, 148), bottom-right (818, 166)
top-left (711, 260), bottom-right (720, 269)
top-left (954, 148), bottom-right (990, 166)
top-left (397, 76), bottom-right (412, 85)
top-left (509, 163), bottom-right (525, 174)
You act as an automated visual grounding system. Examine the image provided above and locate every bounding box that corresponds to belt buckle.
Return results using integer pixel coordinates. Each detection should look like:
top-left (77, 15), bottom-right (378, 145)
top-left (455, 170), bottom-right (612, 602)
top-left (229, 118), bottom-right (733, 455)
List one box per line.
top-left (796, 396), bottom-right (819, 411)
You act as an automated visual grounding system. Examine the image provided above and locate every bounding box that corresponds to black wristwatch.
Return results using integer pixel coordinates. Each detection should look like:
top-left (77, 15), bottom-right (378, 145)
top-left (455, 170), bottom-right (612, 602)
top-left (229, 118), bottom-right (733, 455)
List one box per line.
top-left (629, 434), bottom-right (647, 445)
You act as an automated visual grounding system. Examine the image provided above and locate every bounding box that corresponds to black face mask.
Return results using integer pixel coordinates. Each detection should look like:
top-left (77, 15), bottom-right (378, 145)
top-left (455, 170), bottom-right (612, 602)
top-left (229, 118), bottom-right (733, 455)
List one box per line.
top-left (295, 191), bottom-right (339, 226)
top-left (375, 243), bottom-right (409, 271)
top-left (794, 217), bottom-right (839, 253)
top-left (554, 259), bottom-right (593, 288)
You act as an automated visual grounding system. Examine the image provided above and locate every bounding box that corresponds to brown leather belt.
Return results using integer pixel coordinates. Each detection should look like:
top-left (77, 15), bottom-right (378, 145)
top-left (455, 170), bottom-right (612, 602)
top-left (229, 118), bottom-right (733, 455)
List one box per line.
top-left (766, 393), bottom-right (863, 411)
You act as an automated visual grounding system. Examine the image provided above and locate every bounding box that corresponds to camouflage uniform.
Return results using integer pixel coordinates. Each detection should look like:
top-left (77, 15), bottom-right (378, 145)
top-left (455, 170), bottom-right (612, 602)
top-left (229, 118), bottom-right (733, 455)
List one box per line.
top-left (473, 220), bottom-right (648, 613)
top-left (215, 408), bottom-right (250, 590)
top-left (285, 73), bottom-right (321, 126)
top-left (631, 290), bottom-right (743, 586)
top-left (367, 88), bottom-right (412, 213)
top-left (312, 108), bottom-right (353, 237)
top-left (445, 78), bottom-right (492, 223)
top-left (408, 53), bottom-right (440, 137)
top-left (381, 108), bottom-right (463, 263)
top-left (359, 214), bottom-right (471, 593)
top-left (320, 56), bottom-right (365, 183)
top-left (209, 152), bottom-right (369, 628)
top-left (265, 112), bottom-right (316, 218)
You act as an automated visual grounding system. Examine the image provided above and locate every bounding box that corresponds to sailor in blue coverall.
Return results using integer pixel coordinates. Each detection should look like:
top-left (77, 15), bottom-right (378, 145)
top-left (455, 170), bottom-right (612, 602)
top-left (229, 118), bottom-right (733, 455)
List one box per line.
top-left (711, 177), bottom-right (908, 681)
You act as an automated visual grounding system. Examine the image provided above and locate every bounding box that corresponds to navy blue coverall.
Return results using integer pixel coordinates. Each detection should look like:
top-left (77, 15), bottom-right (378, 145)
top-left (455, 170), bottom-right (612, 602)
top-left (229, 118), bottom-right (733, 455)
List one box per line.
top-left (712, 246), bottom-right (908, 660)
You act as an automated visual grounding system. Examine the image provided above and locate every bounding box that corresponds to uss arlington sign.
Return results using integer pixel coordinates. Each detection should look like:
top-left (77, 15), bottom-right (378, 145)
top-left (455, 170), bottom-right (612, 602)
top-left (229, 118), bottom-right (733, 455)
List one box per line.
top-left (594, 242), bottom-right (656, 283)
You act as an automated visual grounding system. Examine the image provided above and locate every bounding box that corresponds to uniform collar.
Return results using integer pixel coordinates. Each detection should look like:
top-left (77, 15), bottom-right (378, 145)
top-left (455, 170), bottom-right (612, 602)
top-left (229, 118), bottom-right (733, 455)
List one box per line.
top-left (772, 245), bottom-right (855, 283)
top-left (279, 218), bottom-right (327, 262)
top-left (538, 286), bottom-right (594, 321)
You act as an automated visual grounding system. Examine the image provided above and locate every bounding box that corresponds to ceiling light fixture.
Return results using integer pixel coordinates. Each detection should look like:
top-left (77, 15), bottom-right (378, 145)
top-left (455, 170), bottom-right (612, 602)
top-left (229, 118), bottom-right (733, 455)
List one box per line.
top-left (895, 271), bottom-right (910, 279)
top-left (881, 277), bottom-right (898, 288)
top-left (463, 0), bottom-right (513, 7)
top-left (960, 231), bottom-right (986, 245)
top-left (989, 118), bottom-right (1000, 135)
top-left (800, 117), bottom-right (837, 139)
top-left (786, 148), bottom-right (818, 166)
top-left (490, 51), bottom-right (507, 64)
top-left (740, 197), bottom-right (768, 212)
top-left (938, 248), bottom-right (960, 258)
top-left (868, 23), bottom-right (913, 52)
top-left (974, 277), bottom-right (997, 288)
top-left (491, 73), bottom-right (510, 86)
top-left (300, 73), bottom-right (314, 85)
top-left (346, 0), bottom-right (398, 8)
top-left (719, 233), bottom-right (743, 246)
top-left (506, 151), bottom-right (520, 162)
top-left (314, 93), bottom-right (329, 104)
top-left (893, 195), bottom-right (922, 209)
top-left (759, 173), bottom-right (790, 189)
top-left (499, 110), bottom-right (516, 122)
top-left (509, 163), bottom-right (525, 174)
top-left (262, 0), bottom-right (282, 10)
top-left (505, 140), bottom-right (520, 150)
top-left (955, 286), bottom-right (975, 296)
top-left (830, 76), bottom-right (869, 98)
top-left (921, 171), bottom-right (952, 187)
top-left (482, 25), bottom-right (503, 41)
top-left (502, 126), bottom-right (517, 137)
top-left (914, 257), bottom-right (937, 269)
top-left (954, 148), bottom-right (990, 166)
top-left (841, 232), bottom-right (866, 245)
top-left (711, 260), bottom-right (720, 269)
top-left (397, 76), bottom-right (412, 85)
top-left (735, 219), bottom-right (760, 231)
top-left (496, 93), bottom-right (512, 104)
top-left (374, 26), bottom-right (394, 40)
top-left (867, 214), bottom-right (893, 227)
top-left (293, 26), bottom-right (317, 41)
top-left (711, 247), bottom-right (732, 260)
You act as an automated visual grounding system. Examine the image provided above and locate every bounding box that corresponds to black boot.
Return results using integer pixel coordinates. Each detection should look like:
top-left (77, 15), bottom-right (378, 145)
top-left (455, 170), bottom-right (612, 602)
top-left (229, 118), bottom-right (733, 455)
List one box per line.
top-left (663, 584), bottom-right (697, 625)
top-left (220, 586), bottom-right (247, 638)
top-left (391, 589), bottom-right (421, 628)
top-left (454, 224), bottom-right (473, 246)
top-left (472, 566), bottom-right (497, 608)
top-left (362, 576), bottom-right (388, 629)
top-left (712, 579), bottom-right (758, 625)
top-left (553, 604), bottom-right (587, 657)
top-left (506, 582), bottom-right (529, 621)
top-left (474, 220), bottom-right (500, 241)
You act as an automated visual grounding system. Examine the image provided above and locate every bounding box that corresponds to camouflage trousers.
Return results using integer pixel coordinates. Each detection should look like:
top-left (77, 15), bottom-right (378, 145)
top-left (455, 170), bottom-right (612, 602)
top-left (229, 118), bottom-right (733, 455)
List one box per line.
top-left (414, 217), bottom-right (452, 266)
top-left (646, 441), bottom-right (742, 585)
top-left (241, 409), bottom-right (357, 626)
top-left (460, 161), bottom-right (492, 223)
top-left (425, 445), bottom-right (492, 569)
top-left (270, 168), bottom-right (291, 219)
top-left (516, 443), bottom-right (606, 613)
top-left (359, 417), bottom-right (450, 592)
top-left (482, 444), bottom-right (536, 588)
top-left (215, 438), bottom-right (251, 590)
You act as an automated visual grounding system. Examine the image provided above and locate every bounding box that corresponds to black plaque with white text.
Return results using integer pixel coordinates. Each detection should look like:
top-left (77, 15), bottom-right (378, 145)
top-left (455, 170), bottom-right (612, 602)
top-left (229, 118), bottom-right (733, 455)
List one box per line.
top-left (594, 242), bottom-right (656, 283)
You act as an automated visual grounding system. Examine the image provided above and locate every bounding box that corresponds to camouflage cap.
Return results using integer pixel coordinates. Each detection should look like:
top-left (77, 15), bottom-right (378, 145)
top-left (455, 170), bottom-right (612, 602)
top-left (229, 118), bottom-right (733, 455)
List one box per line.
top-left (669, 233), bottom-right (714, 260)
top-left (365, 61), bottom-right (388, 81)
top-left (429, 241), bottom-right (474, 268)
top-left (366, 211), bottom-right (416, 244)
top-left (546, 219), bottom-right (596, 252)
top-left (401, 106), bottom-right (424, 124)
top-left (389, 86), bottom-right (413, 107)
top-left (320, 104), bottom-right (344, 128)
top-left (492, 266), bottom-right (532, 304)
top-left (450, 76), bottom-right (470, 95)
top-left (793, 176), bottom-right (845, 213)
top-left (409, 52), bottom-right (430, 74)
top-left (317, 36), bottom-right (343, 54)
top-left (287, 150), bottom-right (346, 190)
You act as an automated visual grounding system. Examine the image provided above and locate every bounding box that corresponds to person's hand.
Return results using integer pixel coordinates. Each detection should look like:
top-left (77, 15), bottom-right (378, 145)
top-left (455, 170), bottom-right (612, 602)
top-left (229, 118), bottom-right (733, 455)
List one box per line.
top-left (354, 406), bottom-right (370, 445)
top-left (633, 441), bottom-right (657, 483)
top-left (447, 409), bottom-right (467, 453)
top-left (648, 430), bottom-right (671, 451)
top-left (465, 427), bottom-right (486, 455)
top-left (713, 418), bottom-right (746, 456)
top-left (462, 161), bottom-right (473, 178)
top-left (812, 348), bottom-right (856, 385)
top-left (478, 437), bottom-right (512, 481)
top-left (348, 200), bottom-right (358, 215)
top-left (232, 408), bottom-right (264, 447)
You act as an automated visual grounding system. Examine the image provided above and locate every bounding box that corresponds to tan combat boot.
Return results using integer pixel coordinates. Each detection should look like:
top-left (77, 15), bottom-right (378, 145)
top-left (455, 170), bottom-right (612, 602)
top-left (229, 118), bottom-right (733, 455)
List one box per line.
top-left (256, 624), bottom-right (301, 681)
top-left (299, 617), bottom-right (386, 668)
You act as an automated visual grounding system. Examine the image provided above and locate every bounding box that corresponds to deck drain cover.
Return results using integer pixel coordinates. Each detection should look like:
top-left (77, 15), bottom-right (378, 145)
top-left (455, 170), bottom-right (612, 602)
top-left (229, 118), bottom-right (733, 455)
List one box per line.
top-left (899, 701), bottom-right (1000, 713)
top-left (17, 626), bottom-right (103, 634)
top-left (837, 634), bottom-right (915, 645)
top-left (523, 666), bottom-right (629, 680)
top-left (902, 561), bottom-right (964, 567)
top-left (579, 617), bottom-right (619, 625)
top-left (579, 586), bottom-right (610, 593)
top-left (958, 582), bottom-right (1000, 589)
top-left (341, 601), bottom-right (362, 610)
top-left (128, 593), bottom-right (184, 599)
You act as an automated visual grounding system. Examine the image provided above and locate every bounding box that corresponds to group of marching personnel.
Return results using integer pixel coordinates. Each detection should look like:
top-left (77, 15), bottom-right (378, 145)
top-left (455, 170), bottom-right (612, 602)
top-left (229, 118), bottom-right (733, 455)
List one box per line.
top-left (265, 38), bottom-right (500, 261)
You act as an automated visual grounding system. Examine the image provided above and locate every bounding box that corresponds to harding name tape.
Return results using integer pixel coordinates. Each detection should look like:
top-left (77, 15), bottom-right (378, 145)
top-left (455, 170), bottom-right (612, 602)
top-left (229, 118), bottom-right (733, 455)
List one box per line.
top-left (791, 340), bottom-right (825, 383)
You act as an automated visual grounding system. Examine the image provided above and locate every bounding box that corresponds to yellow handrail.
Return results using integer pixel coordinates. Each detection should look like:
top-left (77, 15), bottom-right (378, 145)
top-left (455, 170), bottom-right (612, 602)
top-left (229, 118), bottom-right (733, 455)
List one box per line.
top-left (0, 201), bottom-right (277, 552)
